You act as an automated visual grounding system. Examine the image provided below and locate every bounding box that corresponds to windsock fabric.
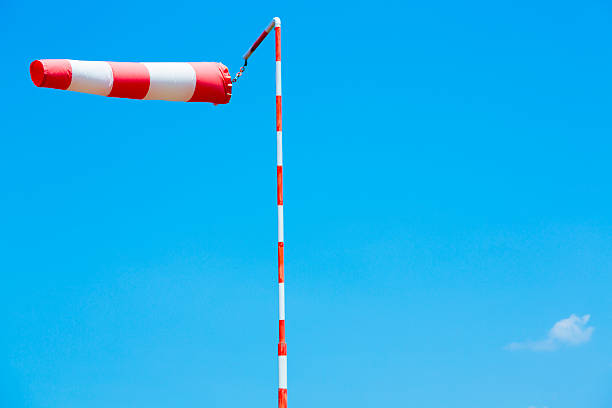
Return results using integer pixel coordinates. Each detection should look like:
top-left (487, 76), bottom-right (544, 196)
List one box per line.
top-left (30, 59), bottom-right (232, 104)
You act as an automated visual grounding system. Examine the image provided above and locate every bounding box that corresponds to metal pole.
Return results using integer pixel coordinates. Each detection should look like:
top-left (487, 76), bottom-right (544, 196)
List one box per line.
top-left (273, 18), bottom-right (287, 408)
top-left (241, 16), bottom-right (286, 408)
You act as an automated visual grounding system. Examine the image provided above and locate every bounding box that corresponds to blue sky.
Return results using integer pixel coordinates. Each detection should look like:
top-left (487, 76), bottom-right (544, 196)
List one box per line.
top-left (2, 1), bottom-right (612, 407)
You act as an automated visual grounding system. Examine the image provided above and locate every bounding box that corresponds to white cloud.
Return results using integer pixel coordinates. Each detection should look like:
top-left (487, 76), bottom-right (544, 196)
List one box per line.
top-left (506, 314), bottom-right (594, 352)
top-left (549, 314), bottom-right (593, 344)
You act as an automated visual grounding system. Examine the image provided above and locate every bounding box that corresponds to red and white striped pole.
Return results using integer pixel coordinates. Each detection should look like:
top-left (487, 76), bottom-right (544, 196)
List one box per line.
top-left (242, 16), bottom-right (286, 408)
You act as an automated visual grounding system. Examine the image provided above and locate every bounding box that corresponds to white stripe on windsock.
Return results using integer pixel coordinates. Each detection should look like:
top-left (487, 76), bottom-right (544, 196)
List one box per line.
top-left (143, 63), bottom-right (197, 101)
top-left (68, 60), bottom-right (113, 96)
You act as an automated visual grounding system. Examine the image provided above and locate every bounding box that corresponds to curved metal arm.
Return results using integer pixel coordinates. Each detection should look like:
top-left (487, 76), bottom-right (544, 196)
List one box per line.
top-left (242, 17), bottom-right (280, 62)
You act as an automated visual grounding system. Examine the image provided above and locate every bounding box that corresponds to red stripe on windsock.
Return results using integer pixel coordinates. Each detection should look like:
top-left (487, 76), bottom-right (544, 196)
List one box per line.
top-left (30, 59), bottom-right (72, 90)
top-left (278, 243), bottom-right (284, 283)
top-left (189, 62), bottom-right (232, 104)
top-left (276, 96), bottom-right (282, 131)
top-left (107, 62), bottom-right (150, 99)
top-left (278, 389), bottom-right (287, 408)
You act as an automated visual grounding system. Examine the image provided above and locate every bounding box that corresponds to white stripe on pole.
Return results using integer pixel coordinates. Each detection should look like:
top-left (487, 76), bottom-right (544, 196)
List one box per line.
top-left (143, 63), bottom-right (196, 101)
top-left (278, 205), bottom-right (284, 243)
top-left (278, 355), bottom-right (287, 388)
top-left (275, 62), bottom-right (282, 96)
top-left (68, 60), bottom-right (113, 96)
top-left (279, 283), bottom-right (285, 320)
top-left (277, 131), bottom-right (283, 166)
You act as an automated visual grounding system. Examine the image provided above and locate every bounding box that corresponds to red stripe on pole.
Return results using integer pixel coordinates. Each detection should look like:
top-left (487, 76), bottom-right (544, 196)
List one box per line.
top-left (275, 27), bottom-right (281, 61)
top-left (247, 30), bottom-right (270, 57)
top-left (107, 62), bottom-right (150, 99)
top-left (278, 389), bottom-right (287, 408)
top-left (276, 96), bottom-right (282, 131)
top-left (242, 20), bottom-right (275, 61)
top-left (279, 320), bottom-right (285, 342)
top-left (277, 166), bottom-right (283, 205)
top-left (278, 342), bottom-right (287, 355)
top-left (278, 243), bottom-right (284, 282)
top-left (252, 30), bottom-right (269, 50)
top-left (30, 59), bottom-right (72, 90)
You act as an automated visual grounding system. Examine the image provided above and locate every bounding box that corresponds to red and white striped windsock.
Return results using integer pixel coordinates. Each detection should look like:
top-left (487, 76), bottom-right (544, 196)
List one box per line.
top-left (30, 59), bottom-right (232, 104)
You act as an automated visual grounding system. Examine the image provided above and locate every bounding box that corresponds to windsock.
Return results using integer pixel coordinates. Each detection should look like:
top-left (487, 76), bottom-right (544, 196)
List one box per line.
top-left (30, 59), bottom-right (232, 104)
